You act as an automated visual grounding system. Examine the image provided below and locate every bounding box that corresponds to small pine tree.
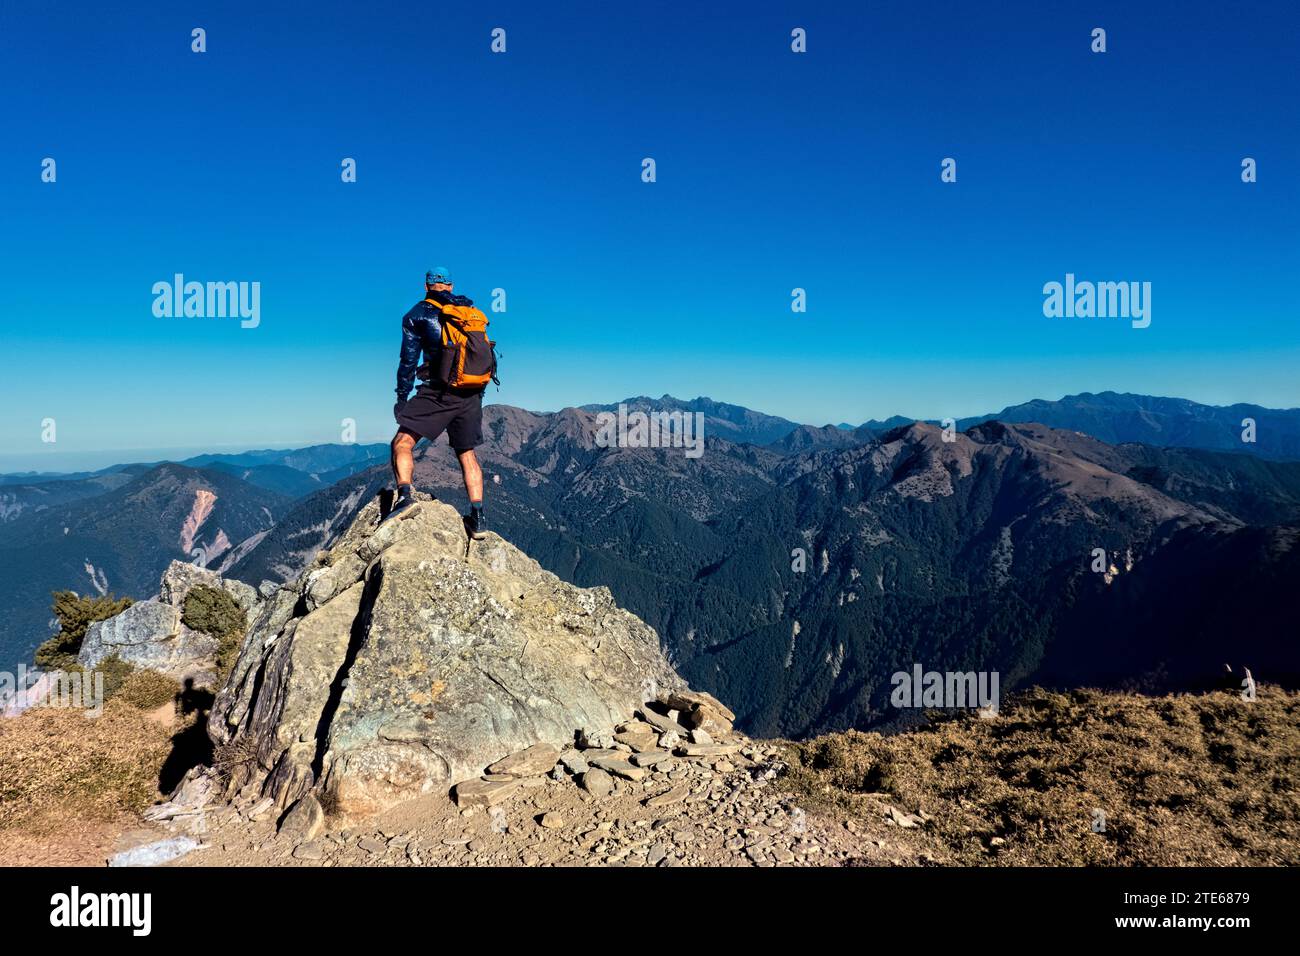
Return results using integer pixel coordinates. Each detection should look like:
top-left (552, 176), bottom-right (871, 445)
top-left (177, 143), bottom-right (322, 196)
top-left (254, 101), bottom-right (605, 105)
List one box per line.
top-left (33, 591), bottom-right (133, 669)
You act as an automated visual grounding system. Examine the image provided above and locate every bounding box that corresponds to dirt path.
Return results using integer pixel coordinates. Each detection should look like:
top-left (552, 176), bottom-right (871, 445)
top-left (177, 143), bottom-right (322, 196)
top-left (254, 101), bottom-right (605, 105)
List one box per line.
top-left (0, 821), bottom-right (160, 867)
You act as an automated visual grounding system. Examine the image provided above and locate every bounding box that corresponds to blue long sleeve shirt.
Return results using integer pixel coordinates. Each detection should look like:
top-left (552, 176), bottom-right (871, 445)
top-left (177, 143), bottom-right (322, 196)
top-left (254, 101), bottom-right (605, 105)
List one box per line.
top-left (395, 291), bottom-right (475, 399)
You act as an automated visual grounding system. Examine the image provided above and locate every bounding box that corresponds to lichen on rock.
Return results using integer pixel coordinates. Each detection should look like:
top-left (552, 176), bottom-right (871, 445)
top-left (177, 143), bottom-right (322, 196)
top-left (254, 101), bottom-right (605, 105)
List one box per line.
top-left (207, 494), bottom-right (686, 822)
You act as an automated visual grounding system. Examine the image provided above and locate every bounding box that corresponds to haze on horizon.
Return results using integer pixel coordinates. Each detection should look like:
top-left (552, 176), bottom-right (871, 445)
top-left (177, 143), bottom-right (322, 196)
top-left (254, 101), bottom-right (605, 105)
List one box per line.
top-left (4, 387), bottom-right (1300, 474)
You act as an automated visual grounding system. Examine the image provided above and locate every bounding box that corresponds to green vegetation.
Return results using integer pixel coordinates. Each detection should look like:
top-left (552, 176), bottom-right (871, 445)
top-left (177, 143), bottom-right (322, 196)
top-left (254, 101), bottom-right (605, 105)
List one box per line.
top-left (181, 585), bottom-right (247, 683)
top-left (33, 591), bottom-right (133, 670)
top-left (86, 655), bottom-right (136, 699)
top-left (782, 686), bottom-right (1300, 866)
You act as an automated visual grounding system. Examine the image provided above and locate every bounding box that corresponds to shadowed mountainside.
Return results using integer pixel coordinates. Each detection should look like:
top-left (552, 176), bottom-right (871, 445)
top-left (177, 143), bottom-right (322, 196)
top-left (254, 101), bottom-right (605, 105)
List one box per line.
top-left (0, 464), bottom-right (287, 664)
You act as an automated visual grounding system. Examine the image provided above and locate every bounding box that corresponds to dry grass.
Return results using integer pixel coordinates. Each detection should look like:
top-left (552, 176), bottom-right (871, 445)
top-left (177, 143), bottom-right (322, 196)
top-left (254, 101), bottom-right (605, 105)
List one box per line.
top-left (0, 701), bottom-right (174, 833)
top-left (782, 686), bottom-right (1300, 865)
top-left (212, 734), bottom-right (260, 791)
top-left (115, 669), bottom-right (181, 711)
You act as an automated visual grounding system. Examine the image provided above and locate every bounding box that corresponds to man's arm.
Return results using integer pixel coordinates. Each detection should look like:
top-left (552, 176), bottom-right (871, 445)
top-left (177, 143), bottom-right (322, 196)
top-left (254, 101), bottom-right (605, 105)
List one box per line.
top-left (395, 306), bottom-right (422, 404)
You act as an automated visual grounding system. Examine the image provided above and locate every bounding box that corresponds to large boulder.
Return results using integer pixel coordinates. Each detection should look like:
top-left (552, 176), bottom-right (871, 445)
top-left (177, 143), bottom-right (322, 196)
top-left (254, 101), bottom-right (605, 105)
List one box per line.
top-left (75, 560), bottom-right (262, 688)
top-left (78, 601), bottom-right (220, 686)
top-left (158, 559), bottom-right (259, 614)
top-left (209, 495), bottom-right (686, 821)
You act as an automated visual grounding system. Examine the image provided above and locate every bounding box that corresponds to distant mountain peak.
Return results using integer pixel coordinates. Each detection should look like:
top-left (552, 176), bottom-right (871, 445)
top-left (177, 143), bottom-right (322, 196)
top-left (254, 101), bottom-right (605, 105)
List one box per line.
top-left (580, 395), bottom-right (800, 446)
top-left (957, 393), bottom-right (1300, 459)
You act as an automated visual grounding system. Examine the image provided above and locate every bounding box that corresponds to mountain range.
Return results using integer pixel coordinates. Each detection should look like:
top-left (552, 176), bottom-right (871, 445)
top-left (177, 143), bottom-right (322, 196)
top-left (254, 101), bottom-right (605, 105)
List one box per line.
top-left (956, 392), bottom-right (1300, 460)
top-left (0, 443), bottom-right (388, 663)
top-left (3, 391), bottom-right (1298, 738)
top-left (576, 392), bottom-right (1300, 459)
top-left (0, 444), bottom-right (388, 519)
top-left (0, 464), bottom-right (289, 664)
top-left (229, 394), bottom-right (1300, 736)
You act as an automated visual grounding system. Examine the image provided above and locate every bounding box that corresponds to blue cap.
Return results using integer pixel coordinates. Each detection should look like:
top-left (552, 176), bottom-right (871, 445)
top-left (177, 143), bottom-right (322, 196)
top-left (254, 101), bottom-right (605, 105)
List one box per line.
top-left (426, 267), bottom-right (452, 285)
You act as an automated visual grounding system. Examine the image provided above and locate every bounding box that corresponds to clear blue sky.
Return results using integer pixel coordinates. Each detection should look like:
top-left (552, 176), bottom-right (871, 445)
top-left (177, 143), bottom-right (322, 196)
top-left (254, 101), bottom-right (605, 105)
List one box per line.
top-left (2, 0), bottom-right (1297, 470)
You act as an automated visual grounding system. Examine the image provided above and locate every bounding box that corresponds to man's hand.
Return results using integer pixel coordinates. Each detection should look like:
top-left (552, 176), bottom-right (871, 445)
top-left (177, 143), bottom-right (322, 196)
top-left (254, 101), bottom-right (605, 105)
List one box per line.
top-left (394, 398), bottom-right (408, 420)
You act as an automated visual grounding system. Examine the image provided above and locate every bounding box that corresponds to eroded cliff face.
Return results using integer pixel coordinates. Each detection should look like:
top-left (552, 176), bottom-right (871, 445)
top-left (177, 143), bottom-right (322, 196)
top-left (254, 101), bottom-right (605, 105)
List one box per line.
top-left (209, 494), bottom-right (686, 820)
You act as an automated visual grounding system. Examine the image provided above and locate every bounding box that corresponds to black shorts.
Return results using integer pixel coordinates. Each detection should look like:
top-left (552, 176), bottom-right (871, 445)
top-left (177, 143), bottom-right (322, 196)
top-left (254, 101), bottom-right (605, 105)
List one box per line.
top-left (395, 385), bottom-right (484, 451)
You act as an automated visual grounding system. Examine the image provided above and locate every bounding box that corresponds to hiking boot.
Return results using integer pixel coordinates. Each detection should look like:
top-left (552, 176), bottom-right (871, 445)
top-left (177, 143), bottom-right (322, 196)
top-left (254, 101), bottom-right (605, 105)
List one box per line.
top-left (379, 495), bottom-right (421, 525)
top-left (464, 507), bottom-right (487, 540)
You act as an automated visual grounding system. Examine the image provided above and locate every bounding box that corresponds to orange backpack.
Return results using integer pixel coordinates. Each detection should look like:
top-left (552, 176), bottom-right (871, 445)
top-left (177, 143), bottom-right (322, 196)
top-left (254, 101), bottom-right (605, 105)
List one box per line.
top-left (427, 299), bottom-right (498, 389)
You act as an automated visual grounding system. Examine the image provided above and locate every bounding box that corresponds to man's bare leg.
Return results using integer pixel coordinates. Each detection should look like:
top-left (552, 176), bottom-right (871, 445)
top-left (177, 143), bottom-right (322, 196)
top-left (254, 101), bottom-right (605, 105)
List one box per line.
top-left (458, 448), bottom-right (486, 539)
top-left (391, 428), bottom-right (418, 486)
top-left (457, 448), bottom-right (483, 502)
top-left (380, 429), bottom-right (422, 523)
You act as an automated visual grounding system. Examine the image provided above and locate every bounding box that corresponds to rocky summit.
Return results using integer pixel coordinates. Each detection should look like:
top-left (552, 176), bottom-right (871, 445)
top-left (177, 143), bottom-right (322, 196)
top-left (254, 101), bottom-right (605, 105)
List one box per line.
top-left (208, 494), bottom-right (687, 822)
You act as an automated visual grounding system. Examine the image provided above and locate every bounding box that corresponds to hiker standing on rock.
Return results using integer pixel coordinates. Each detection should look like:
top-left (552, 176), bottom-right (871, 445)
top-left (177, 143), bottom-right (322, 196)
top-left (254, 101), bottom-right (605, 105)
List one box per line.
top-left (386, 267), bottom-right (498, 537)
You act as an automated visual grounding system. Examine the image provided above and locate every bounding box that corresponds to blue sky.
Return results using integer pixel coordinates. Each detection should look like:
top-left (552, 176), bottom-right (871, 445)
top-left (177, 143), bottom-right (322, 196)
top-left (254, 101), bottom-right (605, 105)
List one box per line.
top-left (1, 1), bottom-right (1297, 470)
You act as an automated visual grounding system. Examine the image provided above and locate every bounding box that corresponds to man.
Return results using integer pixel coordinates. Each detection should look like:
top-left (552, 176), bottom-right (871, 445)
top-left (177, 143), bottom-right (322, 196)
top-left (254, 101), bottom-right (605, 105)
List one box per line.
top-left (386, 267), bottom-right (487, 538)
